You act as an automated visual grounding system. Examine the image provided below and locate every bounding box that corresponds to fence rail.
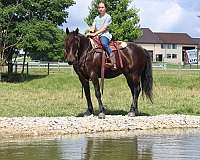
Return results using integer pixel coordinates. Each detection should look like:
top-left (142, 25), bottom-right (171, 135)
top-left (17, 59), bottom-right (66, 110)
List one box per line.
top-left (14, 61), bottom-right (71, 69)
top-left (0, 61), bottom-right (74, 76)
top-left (1, 61), bottom-right (200, 76)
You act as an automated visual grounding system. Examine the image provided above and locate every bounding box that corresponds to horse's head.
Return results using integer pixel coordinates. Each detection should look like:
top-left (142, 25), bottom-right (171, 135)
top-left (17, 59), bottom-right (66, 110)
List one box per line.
top-left (64, 28), bottom-right (80, 65)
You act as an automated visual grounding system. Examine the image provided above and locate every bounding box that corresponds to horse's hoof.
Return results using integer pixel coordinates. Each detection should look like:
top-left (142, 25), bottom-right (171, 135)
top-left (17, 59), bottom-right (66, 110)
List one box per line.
top-left (128, 112), bottom-right (136, 117)
top-left (98, 112), bottom-right (105, 119)
top-left (83, 111), bottom-right (93, 117)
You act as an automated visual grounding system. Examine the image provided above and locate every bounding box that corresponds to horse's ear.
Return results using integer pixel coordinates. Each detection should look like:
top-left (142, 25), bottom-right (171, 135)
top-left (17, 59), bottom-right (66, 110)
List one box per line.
top-left (75, 28), bottom-right (79, 34)
top-left (66, 28), bottom-right (69, 34)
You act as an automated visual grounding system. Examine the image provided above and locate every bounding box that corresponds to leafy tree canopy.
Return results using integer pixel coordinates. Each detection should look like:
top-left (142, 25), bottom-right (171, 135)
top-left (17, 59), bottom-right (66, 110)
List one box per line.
top-left (0, 0), bottom-right (74, 63)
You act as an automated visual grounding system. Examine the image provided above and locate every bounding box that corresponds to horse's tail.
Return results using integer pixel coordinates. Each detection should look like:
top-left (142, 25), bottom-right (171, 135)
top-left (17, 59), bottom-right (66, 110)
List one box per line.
top-left (141, 49), bottom-right (153, 102)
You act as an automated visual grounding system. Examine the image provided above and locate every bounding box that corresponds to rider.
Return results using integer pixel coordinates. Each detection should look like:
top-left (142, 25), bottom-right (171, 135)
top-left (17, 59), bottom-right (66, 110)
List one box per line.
top-left (86, 1), bottom-right (116, 68)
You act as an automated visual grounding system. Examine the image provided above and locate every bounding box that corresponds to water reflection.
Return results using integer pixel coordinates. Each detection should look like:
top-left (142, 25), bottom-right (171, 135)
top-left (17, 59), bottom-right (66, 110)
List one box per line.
top-left (0, 139), bottom-right (61, 160)
top-left (84, 137), bottom-right (152, 160)
top-left (0, 129), bottom-right (200, 160)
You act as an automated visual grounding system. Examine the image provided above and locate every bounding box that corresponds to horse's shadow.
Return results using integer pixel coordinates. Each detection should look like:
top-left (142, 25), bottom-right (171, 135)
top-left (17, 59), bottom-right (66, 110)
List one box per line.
top-left (23, 74), bottom-right (48, 82)
top-left (2, 73), bottom-right (48, 83)
top-left (77, 108), bottom-right (150, 117)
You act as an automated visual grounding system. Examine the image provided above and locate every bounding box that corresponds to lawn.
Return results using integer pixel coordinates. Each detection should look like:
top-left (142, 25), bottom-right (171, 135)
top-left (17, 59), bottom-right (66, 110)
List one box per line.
top-left (0, 68), bottom-right (200, 117)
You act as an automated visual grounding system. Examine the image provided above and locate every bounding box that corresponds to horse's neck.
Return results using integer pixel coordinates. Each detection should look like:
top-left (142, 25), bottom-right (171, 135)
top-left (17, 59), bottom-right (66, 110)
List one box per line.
top-left (76, 36), bottom-right (92, 65)
top-left (78, 36), bottom-right (92, 58)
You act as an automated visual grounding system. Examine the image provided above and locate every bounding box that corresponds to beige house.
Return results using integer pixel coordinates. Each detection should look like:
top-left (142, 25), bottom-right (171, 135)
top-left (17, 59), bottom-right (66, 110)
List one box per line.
top-left (135, 28), bottom-right (200, 64)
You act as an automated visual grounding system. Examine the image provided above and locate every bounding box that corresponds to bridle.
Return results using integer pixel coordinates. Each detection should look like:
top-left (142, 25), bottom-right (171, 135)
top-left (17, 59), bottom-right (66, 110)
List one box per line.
top-left (72, 35), bottom-right (81, 61)
top-left (64, 34), bottom-right (80, 62)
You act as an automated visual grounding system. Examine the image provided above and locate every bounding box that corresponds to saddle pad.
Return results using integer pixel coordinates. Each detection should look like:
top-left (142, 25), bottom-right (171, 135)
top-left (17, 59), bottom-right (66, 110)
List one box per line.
top-left (89, 37), bottom-right (127, 50)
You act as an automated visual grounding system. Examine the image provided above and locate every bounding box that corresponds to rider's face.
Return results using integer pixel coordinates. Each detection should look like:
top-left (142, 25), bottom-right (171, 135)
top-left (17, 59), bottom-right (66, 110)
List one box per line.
top-left (98, 3), bottom-right (106, 16)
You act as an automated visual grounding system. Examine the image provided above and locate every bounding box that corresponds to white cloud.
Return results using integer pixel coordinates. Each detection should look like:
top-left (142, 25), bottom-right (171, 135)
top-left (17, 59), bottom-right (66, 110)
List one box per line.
top-left (63, 0), bottom-right (200, 37)
top-left (135, 0), bottom-right (200, 37)
top-left (195, 27), bottom-right (200, 34)
top-left (173, 9), bottom-right (200, 37)
top-left (176, 0), bottom-right (200, 11)
top-left (135, 0), bottom-right (182, 32)
top-left (155, 3), bottom-right (182, 31)
top-left (62, 0), bottom-right (92, 33)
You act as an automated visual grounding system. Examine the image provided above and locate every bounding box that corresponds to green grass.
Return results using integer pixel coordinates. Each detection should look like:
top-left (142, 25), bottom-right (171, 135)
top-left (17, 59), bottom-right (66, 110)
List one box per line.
top-left (153, 62), bottom-right (200, 69)
top-left (0, 68), bottom-right (200, 117)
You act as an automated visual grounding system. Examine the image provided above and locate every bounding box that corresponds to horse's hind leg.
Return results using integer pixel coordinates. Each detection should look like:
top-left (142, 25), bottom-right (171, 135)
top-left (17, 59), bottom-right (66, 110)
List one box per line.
top-left (124, 73), bottom-right (141, 117)
top-left (91, 73), bottom-right (105, 119)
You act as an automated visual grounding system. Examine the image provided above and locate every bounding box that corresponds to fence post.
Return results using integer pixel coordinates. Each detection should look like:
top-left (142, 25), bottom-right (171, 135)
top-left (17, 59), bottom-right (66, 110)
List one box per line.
top-left (15, 63), bottom-right (17, 73)
top-left (58, 61), bottom-right (60, 71)
top-left (48, 62), bottom-right (50, 75)
top-left (27, 62), bottom-right (29, 75)
top-left (197, 48), bottom-right (199, 69)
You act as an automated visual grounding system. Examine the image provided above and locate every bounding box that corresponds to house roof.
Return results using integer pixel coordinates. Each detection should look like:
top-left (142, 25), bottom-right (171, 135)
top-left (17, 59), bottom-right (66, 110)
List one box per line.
top-left (155, 32), bottom-right (197, 45)
top-left (135, 28), bottom-right (198, 45)
top-left (135, 28), bottom-right (162, 44)
top-left (193, 38), bottom-right (200, 43)
top-left (193, 38), bottom-right (200, 48)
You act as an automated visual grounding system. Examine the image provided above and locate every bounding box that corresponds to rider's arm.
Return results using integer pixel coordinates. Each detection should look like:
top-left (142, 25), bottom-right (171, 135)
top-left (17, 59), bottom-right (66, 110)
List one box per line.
top-left (93, 15), bottom-right (112, 36)
top-left (94, 25), bottom-right (108, 35)
top-left (89, 19), bottom-right (96, 32)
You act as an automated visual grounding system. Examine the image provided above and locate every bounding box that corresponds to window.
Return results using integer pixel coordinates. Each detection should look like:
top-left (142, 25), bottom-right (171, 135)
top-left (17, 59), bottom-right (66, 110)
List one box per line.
top-left (167, 44), bottom-right (172, 49)
top-left (156, 54), bottom-right (163, 62)
top-left (167, 54), bottom-right (171, 58)
top-left (172, 44), bottom-right (177, 49)
top-left (162, 44), bottom-right (177, 49)
top-left (161, 44), bottom-right (165, 49)
top-left (172, 54), bottom-right (177, 59)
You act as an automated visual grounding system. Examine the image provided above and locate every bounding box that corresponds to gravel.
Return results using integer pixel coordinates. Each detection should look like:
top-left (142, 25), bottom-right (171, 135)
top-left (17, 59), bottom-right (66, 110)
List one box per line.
top-left (0, 115), bottom-right (200, 138)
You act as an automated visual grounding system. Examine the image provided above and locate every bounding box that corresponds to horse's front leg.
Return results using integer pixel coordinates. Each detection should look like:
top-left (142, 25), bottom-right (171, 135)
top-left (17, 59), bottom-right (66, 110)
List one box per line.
top-left (79, 77), bottom-right (94, 116)
top-left (91, 73), bottom-right (105, 119)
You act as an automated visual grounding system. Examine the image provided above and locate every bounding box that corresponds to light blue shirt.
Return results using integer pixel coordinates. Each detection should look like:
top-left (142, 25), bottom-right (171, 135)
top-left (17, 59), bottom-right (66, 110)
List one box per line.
top-left (93, 13), bottom-right (112, 40)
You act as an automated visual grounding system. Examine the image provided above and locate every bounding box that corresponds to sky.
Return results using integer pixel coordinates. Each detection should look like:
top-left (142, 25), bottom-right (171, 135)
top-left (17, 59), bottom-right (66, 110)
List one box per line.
top-left (63, 0), bottom-right (200, 38)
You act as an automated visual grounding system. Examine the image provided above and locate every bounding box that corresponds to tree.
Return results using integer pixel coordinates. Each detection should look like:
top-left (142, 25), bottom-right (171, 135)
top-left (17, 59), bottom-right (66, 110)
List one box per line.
top-left (17, 20), bottom-right (65, 61)
top-left (85, 0), bottom-right (142, 41)
top-left (0, 0), bottom-right (74, 75)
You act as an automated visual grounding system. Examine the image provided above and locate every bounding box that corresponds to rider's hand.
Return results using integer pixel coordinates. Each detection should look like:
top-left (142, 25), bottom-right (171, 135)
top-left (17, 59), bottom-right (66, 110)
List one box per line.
top-left (89, 28), bottom-right (95, 33)
top-left (86, 32), bottom-right (96, 37)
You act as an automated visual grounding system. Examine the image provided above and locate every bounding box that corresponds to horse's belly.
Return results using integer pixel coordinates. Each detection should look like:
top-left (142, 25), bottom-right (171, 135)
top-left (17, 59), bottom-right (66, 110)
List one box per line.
top-left (99, 70), bottom-right (123, 79)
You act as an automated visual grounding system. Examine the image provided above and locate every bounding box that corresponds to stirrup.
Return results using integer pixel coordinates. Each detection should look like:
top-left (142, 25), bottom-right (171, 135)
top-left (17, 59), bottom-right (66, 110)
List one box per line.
top-left (110, 54), bottom-right (117, 69)
top-left (113, 63), bottom-right (117, 69)
top-left (105, 61), bottom-right (117, 69)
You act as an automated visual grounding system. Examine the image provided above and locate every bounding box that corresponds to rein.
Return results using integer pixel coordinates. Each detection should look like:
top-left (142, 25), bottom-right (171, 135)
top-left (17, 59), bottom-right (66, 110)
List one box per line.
top-left (77, 36), bottom-right (94, 98)
top-left (88, 36), bottom-right (105, 95)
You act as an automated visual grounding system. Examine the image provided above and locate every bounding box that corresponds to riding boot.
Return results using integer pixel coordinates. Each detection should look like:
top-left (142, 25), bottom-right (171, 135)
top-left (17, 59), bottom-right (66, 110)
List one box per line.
top-left (110, 53), bottom-right (117, 69)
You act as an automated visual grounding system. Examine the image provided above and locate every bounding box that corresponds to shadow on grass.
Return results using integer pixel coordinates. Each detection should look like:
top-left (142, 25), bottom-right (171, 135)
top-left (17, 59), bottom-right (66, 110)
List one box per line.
top-left (24, 74), bottom-right (48, 82)
top-left (77, 108), bottom-right (150, 117)
top-left (105, 109), bottom-right (150, 116)
top-left (1, 73), bottom-right (48, 83)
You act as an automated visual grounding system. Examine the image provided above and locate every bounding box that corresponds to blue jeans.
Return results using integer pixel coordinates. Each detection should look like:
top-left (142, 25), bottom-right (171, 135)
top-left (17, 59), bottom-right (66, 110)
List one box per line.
top-left (100, 36), bottom-right (112, 56)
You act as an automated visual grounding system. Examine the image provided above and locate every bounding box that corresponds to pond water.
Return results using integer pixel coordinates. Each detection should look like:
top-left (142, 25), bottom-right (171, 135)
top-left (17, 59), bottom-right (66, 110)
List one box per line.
top-left (0, 129), bottom-right (200, 160)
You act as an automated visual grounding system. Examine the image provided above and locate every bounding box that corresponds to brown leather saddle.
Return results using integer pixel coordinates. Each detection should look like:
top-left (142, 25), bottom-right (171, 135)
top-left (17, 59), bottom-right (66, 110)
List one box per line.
top-left (91, 36), bottom-right (124, 56)
top-left (90, 36), bottom-right (125, 69)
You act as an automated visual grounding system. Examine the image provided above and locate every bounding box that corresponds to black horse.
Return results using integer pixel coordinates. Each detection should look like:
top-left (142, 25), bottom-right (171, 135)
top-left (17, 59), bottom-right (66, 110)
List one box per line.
top-left (64, 28), bottom-right (153, 119)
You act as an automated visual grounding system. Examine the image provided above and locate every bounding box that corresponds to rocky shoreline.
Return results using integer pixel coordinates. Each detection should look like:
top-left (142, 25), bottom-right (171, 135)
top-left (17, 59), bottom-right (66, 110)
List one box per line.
top-left (0, 115), bottom-right (200, 138)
